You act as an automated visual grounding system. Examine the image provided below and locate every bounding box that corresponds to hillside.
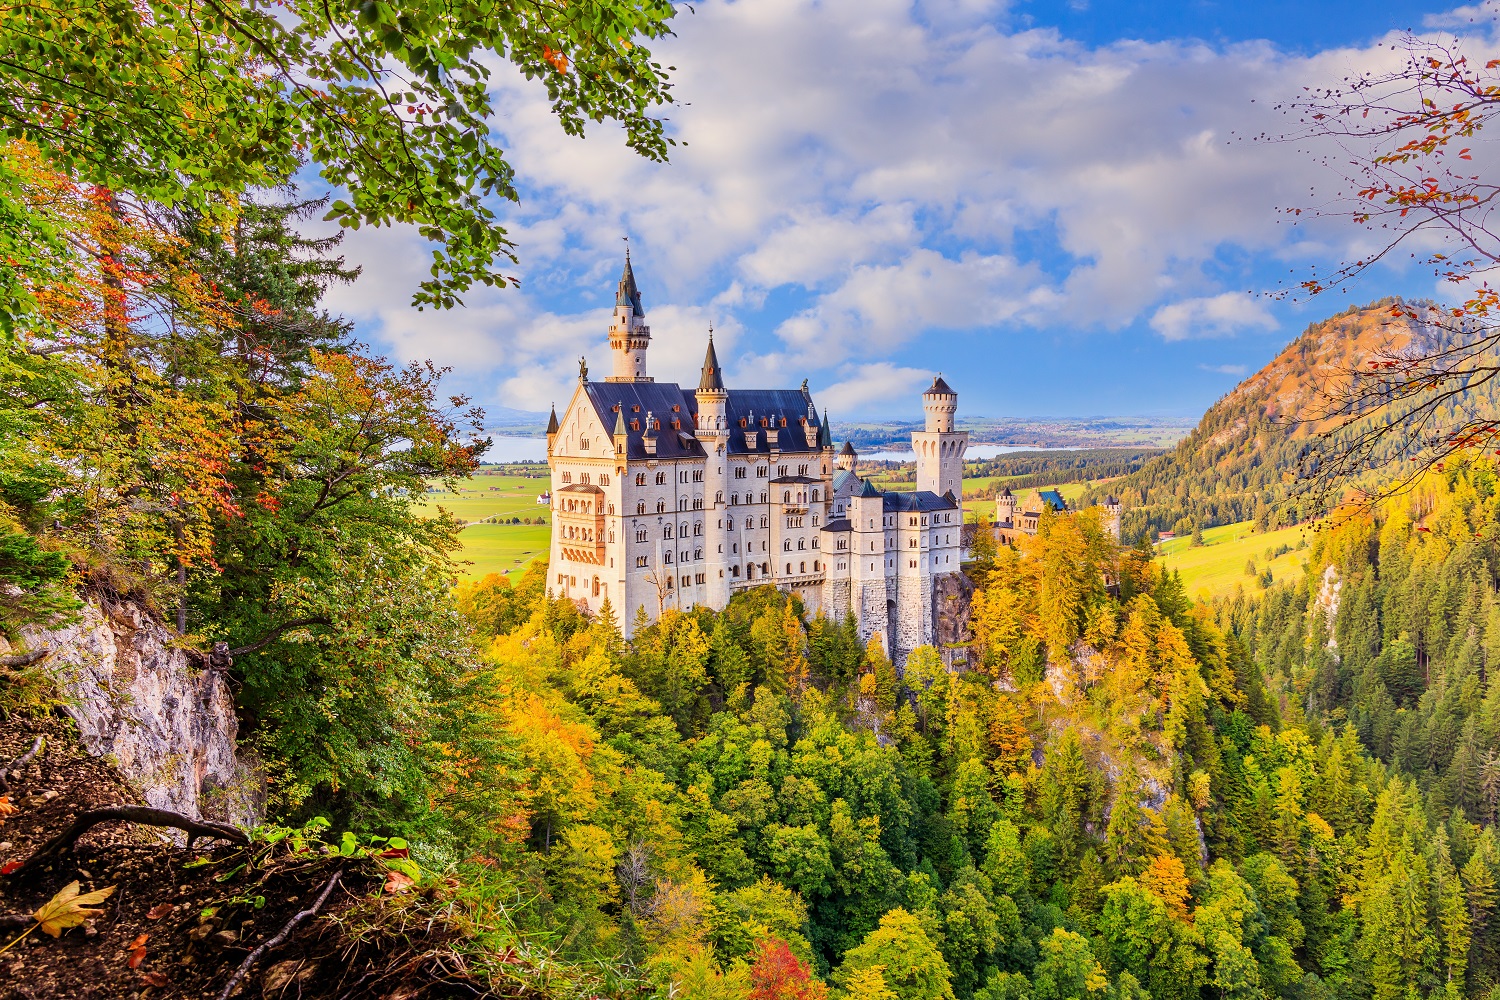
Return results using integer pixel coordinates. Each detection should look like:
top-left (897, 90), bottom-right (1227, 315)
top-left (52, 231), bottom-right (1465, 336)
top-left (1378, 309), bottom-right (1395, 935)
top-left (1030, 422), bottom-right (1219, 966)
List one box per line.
top-left (1082, 297), bottom-right (1495, 538)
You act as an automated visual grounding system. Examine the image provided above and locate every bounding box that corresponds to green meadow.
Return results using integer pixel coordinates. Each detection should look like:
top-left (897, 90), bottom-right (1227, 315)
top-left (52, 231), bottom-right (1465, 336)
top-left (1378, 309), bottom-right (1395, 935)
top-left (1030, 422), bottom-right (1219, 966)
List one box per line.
top-left (418, 473), bottom-right (552, 580)
top-left (1157, 520), bottom-right (1312, 602)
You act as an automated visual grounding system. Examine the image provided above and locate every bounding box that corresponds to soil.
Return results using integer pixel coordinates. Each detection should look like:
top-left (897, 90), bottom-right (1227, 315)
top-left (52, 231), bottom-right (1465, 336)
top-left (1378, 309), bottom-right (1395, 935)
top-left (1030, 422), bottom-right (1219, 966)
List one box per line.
top-left (0, 715), bottom-right (496, 999)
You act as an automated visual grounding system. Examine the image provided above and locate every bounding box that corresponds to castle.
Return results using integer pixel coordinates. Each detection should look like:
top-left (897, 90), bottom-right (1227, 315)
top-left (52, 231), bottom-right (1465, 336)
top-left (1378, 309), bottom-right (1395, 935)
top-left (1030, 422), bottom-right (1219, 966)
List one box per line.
top-left (546, 256), bottom-right (968, 663)
top-left (994, 488), bottom-right (1121, 545)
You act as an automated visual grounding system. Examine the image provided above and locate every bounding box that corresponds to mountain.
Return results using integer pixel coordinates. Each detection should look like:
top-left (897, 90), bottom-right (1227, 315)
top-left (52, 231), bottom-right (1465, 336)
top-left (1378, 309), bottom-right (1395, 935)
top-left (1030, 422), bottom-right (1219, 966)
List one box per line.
top-left (1082, 297), bottom-right (1495, 539)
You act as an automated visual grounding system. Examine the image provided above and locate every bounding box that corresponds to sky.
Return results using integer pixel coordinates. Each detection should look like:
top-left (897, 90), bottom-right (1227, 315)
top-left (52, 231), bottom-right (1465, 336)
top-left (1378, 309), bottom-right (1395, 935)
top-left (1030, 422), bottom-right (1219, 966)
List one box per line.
top-left (316, 0), bottom-right (1500, 423)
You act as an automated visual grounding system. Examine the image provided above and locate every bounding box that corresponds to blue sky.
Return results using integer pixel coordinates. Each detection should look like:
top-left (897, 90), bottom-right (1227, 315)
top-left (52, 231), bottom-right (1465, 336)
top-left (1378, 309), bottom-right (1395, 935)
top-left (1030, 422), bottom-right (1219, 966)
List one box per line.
top-left (320, 0), bottom-right (1499, 422)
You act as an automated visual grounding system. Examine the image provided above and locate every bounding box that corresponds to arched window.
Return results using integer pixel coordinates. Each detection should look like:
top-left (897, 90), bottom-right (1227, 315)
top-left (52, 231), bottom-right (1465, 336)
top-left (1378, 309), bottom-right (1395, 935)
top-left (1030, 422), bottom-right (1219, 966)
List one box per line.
top-left (655, 472), bottom-right (666, 485)
top-left (637, 502), bottom-right (646, 515)
top-left (783, 490), bottom-right (791, 503)
top-left (797, 539), bottom-right (805, 550)
top-left (636, 473), bottom-right (646, 486)
top-left (759, 516), bottom-right (768, 528)
top-left (656, 500), bottom-right (666, 513)
top-left (799, 561), bottom-right (805, 573)
top-left (715, 491), bottom-right (723, 503)
top-left (783, 540), bottom-right (791, 552)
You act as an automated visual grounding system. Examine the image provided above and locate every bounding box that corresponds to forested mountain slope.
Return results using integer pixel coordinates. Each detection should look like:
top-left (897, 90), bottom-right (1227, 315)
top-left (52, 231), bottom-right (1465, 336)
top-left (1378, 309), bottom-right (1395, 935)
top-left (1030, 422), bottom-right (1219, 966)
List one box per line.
top-left (1083, 299), bottom-right (1500, 539)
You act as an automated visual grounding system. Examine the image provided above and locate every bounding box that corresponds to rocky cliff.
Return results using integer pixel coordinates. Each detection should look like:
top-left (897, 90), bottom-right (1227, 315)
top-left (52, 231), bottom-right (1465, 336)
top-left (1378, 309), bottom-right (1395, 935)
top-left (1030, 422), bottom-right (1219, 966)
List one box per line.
top-left (3, 595), bottom-right (259, 828)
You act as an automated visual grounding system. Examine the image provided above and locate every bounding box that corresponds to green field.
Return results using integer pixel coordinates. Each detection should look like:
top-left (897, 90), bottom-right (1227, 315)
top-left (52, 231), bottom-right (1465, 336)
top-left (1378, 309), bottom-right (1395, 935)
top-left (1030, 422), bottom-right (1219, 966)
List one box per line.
top-left (418, 474), bottom-right (552, 580)
top-left (1157, 521), bottom-right (1312, 601)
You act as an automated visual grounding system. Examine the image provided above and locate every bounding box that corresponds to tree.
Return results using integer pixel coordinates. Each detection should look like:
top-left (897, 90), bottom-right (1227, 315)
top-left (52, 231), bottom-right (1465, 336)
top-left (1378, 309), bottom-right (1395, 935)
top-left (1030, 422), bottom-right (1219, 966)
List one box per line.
top-left (1031, 929), bottom-right (1108, 1000)
top-left (1279, 18), bottom-right (1500, 501)
top-left (0, 0), bottom-right (678, 316)
top-left (836, 908), bottom-right (956, 1000)
top-left (748, 938), bottom-right (828, 1000)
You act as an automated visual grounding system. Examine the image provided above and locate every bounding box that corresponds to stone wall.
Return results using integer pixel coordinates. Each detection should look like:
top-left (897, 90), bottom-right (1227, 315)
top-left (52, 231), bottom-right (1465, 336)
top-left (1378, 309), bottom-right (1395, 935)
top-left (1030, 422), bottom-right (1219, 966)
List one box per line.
top-left (7, 596), bottom-right (261, 828)
top-left (933, 571), bottom-right (975, 669)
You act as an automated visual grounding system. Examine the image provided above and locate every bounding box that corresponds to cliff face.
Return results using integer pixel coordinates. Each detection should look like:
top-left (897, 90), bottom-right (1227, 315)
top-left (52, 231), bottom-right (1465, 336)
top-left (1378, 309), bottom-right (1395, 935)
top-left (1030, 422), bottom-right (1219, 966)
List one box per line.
top-left (6, 595), bottom-right (260, 828)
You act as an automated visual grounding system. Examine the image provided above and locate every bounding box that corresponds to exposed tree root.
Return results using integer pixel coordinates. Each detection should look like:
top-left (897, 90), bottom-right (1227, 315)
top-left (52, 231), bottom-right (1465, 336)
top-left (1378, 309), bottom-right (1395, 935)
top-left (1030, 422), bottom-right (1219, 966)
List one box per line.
top-left (8, 806), bottom-right (248, 876)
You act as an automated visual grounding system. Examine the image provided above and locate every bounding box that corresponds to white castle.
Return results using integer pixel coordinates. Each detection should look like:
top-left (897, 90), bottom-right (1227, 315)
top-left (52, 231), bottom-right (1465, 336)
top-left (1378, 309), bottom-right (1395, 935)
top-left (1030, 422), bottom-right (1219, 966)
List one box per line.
top-left (546, 256), bottom-right (968, 663)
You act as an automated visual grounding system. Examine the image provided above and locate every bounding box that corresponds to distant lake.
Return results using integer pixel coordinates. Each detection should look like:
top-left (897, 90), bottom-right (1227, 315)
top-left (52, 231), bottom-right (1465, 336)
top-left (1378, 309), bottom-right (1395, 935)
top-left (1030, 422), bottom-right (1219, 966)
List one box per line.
top-left (484, 438), bottom-right (1076, 464)
top-left (484, 435), bottom-right (549, 463)
top-left (860, 444), bottom-right (1076, 462)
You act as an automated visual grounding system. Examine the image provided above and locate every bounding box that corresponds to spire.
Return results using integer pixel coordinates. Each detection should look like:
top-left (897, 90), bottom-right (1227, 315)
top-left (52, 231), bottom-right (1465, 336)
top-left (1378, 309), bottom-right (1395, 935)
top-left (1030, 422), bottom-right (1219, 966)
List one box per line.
top-left (841, 440), bottom-right (856, 457)
top-left (546, 404), bottom-right (559, 434)
top-left (613, 406), bottom-right (627, 437)
top-left (617, 250), bottom-right (644, 317)
top-left (698, 330), bottom-right (725, 392)
top-left (818, 409), bottom-right (832, 448)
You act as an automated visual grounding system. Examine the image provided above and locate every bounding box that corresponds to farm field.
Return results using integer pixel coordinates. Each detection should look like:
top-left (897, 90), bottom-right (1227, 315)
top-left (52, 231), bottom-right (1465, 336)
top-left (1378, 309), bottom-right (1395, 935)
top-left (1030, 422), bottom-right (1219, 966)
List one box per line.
top-left (418, 474), bottom-right (552, 580)
top-left (1157, 520), bottom-right (1312, 601)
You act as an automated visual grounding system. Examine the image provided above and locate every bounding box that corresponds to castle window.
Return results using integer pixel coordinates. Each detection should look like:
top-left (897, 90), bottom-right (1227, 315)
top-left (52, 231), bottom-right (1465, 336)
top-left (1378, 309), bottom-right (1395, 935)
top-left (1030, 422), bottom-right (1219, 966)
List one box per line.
top-left (812, 489), bottom-right (819, 501)
top-left (797, 539), bottom-right (805, 550)
top-left (838, 539), bottom-right (847, 550)
top-left (760, 516), bottom-right (768, 528)
top-left (811, 514), bottom-right (818, 526)
top-left (664, 526), bottom-right (673, 539)
top-left (798, 465), bottom-right (807, 476)
top-left (608, 504), bottom-right (615, 514)
top-left (665, 552), bottom-right (673, 563)
top-left (694, 549), bottom-right (702, 560)
top-left (609, 531), bottom-right (615, 542)
top-left (696, 573), bottom-right (705, 585)
top-left (734, 468), bottom-right (746, 480)
top-left (637, 502), bottom-right (646, 514)
top-left (692, 470), bottom-right (703, 483)
top-left (657, 500), bottom-right (666, 513)
top-left (656, 472), bottom-right (666, 485)
top-left (760, 492), bottom-right (767, 503)
top-left (679, 497), bottom-right (688, 511)
top-left (783, 540), bottom-right (791, 552)
top-left (562, 472), bottom-right (572, 483)
top-left (786, 563), bottom-right (792, 574)
top-left (680, 521), bottom-right (688, 535)
top-left (694, 523), bottom-right (702, 536)
top-left (813, 560), bottom-right (819, 571)
top-left (733, 565), bottom-right (740, 577)
top-left (756, 466), bottom-right (767, 478)
top-left (680, 471), bottom-right (687, 484)
top-left (778, 466), bottom-right (787, 477)
top-left (636, 529), bottom-right (647, 542)
top-left (812, 538), bottom-right (818, 549)
top-left (580, 438), bottom-right (590, 450)
top-left (580, 473), bottom-right (591, 485)
top-left (693, 497), bottom-right (703, 510)
top-left (671, 404), bottom-right (680, 412)
top-left (631, 420), bottom-right (640, 431)
top-left (783, 491), bottom-right (791, 503)
top-left (715, 491), bottom-right (723, 503)
top-left (636, 473), bottom-right (646, 486)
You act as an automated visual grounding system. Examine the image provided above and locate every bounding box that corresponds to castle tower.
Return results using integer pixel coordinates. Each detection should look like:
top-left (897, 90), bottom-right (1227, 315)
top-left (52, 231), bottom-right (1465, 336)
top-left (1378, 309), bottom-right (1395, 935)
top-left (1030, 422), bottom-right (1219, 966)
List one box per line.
top-left (912, 376), bottom-right (966, 498)
top-left (1104, 495), bottom-right (1122, 542)
top-left (996, 487), bottom-right (1017, 526)
top-left (696, 333), bottom-right (732, 609)
top-left (606, 252), bottom-right (652, 382)
top-left (545, 403), bottom-right (560, 456)
top-left (837, 441), bottom-right (857, 472)
top-left (849, 480), bottom-right (889, 650)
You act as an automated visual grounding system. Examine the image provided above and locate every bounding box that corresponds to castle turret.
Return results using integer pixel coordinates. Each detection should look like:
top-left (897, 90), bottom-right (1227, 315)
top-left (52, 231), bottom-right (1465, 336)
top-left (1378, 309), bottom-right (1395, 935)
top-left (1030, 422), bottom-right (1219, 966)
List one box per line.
top-left (546, 403), bottom-right (560, 456)
top-left (838, 440), bottom-right (857, 472)
top-left (996, 486), bottom-right (1017, 526)
top-left (696, 333), bottom-right (731, 608)
top-left (1104, 495), bottom-right (1122, 542)
top-left (606, 252), bottom-right (652, 382)
top-left (912, 375), bottom-right (966, 499)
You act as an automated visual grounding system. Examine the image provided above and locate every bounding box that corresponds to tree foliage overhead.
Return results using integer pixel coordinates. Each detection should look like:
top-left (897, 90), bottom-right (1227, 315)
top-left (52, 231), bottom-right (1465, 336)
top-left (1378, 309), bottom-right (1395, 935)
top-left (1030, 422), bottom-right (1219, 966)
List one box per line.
top-left (0, 0), bottom-right (678, 313)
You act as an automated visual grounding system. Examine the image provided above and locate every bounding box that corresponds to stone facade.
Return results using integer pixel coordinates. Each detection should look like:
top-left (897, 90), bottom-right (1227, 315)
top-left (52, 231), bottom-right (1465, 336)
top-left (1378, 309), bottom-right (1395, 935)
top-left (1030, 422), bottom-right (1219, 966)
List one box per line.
top-left (547, 258), bottom-right (968, 664)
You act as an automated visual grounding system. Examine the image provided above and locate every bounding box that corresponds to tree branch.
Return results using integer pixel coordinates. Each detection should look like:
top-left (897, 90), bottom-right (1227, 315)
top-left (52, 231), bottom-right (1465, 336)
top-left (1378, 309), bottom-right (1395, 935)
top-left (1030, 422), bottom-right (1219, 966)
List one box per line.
top-left (8, 807), bottom-right (248, 877)
top-left (216, 870), bottom-right (341, 1000)
top-left (0, 649), bottom-right (50, 670)
top-left (227, 618), bottom-right (332, 657)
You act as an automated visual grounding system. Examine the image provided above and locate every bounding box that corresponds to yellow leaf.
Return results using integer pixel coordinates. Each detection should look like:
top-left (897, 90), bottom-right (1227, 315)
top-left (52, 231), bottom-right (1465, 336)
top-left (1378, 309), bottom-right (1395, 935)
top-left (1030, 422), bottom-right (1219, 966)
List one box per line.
top-left (33, 881), bottom-right (116, 937)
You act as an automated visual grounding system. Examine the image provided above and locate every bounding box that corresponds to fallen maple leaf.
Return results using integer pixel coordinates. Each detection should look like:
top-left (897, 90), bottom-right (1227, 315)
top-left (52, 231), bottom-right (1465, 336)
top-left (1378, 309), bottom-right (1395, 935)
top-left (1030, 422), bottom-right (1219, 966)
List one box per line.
top-left (383, 871), bottom-right (415, 894)
top-left (34, 881), bottom-right (116, 937)
top-left (128, 942), bottom-right (148, 968)
top-left (139, 971), bottom-right (171, 988)
top-left (0, 797), bottom-right (18, 818)
top-left (0, 860), bottom-right (20, 876)
top-left (145, 903), bottom-right (175, 920)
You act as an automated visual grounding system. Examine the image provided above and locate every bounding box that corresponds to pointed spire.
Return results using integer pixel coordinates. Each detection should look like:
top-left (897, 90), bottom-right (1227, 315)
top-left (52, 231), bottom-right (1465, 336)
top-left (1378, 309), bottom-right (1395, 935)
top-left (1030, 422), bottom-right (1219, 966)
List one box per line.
top-left (613, 405), bottom-right (627, 437)
top-left (819, 408), bottom-right (832, 448)
top-left (617, 247), bottom-right (644, 317)
top-left (546, 403), bottom-right (559, 434)
top-left (698, 329), bottom-right (725, 392)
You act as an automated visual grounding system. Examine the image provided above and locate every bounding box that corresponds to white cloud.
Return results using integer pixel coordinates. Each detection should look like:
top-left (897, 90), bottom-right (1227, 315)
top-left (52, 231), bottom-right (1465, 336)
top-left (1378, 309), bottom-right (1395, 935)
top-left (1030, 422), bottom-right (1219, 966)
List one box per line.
top-left (1200, 363), bottom-right (1249, 376)
top-left (818, 363), bottom-right (934, 416)
top-left (315, 0), bottom-right (1495, 411)
top-left (1150, 293), bottom-right (1278, 341)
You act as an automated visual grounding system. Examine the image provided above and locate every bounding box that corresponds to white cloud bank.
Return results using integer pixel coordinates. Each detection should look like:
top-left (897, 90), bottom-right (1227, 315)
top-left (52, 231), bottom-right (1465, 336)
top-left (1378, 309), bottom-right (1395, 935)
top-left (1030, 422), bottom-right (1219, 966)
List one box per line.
top-left (318, 0), bottom-right (1492, 415)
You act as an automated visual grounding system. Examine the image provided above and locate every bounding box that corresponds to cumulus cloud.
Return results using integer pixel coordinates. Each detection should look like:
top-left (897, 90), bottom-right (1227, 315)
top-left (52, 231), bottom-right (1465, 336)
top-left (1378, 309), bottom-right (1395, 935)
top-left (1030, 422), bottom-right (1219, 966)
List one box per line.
top-left (316, 0), bottom-right (1488, 413)
top-left (818, 363), bottom-right (934, 416)
top-left (1150, 293), bottom-right (1278, 341)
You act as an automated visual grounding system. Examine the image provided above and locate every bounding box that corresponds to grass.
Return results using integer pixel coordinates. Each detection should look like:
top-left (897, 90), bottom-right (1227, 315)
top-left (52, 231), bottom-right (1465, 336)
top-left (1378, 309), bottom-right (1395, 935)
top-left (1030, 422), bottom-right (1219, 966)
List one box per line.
top-left (417, 474), bottom-right (552, 581)
top-left (1157, 520), bottom-right (1313, 602)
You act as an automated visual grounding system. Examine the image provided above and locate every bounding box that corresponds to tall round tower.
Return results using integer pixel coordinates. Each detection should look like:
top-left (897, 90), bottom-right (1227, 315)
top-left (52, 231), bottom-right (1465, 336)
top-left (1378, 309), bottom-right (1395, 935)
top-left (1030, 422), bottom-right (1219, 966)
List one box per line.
top-left (837, 440), bottom-right (857, 472)
top-left (912, 375), bottom-right (966, 499)
top-left (696, 332), bottom-right (731, 608)
top-left (606, 251), bottom-right (652, 382)
top-left (1104, 495), bottom-right (1122, 542)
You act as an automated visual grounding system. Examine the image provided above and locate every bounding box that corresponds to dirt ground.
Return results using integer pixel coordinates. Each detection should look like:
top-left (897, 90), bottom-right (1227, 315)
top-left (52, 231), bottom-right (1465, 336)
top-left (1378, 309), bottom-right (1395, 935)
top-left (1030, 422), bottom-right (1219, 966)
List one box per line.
top-left (0, 715), bottom-right (493, 999)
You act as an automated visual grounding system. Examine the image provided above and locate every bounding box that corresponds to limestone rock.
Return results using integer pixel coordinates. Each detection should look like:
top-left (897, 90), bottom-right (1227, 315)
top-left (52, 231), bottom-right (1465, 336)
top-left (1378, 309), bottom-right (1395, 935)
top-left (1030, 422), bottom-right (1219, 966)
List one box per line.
top-left (7, 596), bottom-right (260, 828)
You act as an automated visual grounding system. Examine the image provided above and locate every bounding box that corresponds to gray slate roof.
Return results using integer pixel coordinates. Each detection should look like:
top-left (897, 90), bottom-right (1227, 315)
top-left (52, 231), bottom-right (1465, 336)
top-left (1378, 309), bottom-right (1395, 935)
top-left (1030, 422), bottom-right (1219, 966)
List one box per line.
top-left (882, 490), bottom-right (958, 512)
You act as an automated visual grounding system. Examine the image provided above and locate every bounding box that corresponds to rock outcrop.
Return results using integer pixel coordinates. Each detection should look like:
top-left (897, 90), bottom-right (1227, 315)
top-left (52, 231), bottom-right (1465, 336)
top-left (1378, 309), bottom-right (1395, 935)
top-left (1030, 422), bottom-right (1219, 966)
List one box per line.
top-left (5, 595), bottom-right (259, 828)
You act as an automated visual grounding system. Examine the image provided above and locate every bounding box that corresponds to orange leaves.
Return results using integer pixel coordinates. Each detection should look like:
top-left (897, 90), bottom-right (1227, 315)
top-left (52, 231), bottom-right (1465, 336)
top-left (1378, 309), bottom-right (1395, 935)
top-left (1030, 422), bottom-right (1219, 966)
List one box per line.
top-left (1141, 855), bottom-right (1193, 922)
top-left (126, 932), bottom-right (149, 968)
top-left (542, 46), bottom-right (569, 74)
top-left (748, 939), bottom-right (827, 1000)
